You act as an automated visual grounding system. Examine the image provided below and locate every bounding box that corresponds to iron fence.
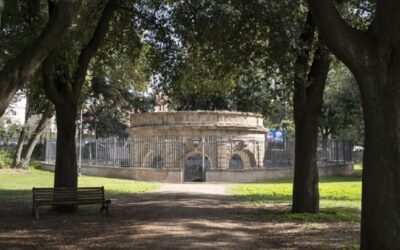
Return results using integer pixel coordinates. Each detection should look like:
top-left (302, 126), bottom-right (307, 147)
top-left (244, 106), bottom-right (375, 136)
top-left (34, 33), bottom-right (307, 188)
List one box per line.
top-left (265, 138), bottom-right (352, 167)
top-left (44, 137), bottom-right (352, 169)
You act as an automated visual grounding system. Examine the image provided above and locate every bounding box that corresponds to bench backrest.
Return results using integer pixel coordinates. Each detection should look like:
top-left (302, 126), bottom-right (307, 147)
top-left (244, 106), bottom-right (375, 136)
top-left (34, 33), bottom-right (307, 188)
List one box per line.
top-left (32, 187), bottom-right (105, 201)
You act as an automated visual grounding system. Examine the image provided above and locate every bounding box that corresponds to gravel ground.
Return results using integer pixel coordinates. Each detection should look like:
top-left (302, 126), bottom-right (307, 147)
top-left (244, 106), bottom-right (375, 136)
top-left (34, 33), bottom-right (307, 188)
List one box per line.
top-left (0, 184), bottom-right (359, 249)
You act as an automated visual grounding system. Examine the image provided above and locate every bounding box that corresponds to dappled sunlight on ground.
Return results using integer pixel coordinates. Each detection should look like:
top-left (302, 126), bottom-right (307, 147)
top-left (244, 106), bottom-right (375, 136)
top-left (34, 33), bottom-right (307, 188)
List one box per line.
top-left (0, 191), bottom-right (359, 249)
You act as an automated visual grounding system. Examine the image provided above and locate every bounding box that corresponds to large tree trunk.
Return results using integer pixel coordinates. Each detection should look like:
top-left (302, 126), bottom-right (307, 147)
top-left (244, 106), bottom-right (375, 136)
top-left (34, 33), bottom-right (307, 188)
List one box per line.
top-left (43, 0), bottom-right (117, 212)
top-left (54, 103), bottom-right (78, 188)
top-left (307, 0), bottom-right (400, 247)
top-left (292, 45), bottom-right (331, 213)
top-left (358, 70), bottom-right (400, 249)
top-left (20, 109), bottom-right (52, 169)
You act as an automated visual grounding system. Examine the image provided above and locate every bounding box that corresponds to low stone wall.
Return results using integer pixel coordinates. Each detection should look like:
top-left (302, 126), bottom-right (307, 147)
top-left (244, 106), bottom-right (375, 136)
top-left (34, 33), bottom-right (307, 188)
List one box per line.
top-left (206, 164), bottom-right (354, 182)
top-left (41, 163), bottom-right (182, 182)
top-left (41, 162), bottom-right (353, 183)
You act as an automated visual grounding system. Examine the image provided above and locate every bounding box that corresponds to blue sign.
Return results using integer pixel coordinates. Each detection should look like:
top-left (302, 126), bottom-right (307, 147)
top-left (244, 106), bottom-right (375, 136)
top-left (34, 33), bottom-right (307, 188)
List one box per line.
top-left (267, 130), bottom-right (285, 143)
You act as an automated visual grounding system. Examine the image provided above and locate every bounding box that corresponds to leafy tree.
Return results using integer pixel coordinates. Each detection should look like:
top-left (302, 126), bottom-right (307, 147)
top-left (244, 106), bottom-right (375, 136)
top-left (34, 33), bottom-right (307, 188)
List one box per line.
top-left (320, 61), bottom-right (363, 144)
top-left (0, 118), bottom-right (21, 144)
top-left (43, 0), bottom-right (119, 193)
top-left (141, 0), bottom-right (329, 214)
top-left (84, 64), bottom-right (154, 139)
top-left (307, 0), bottom-right (400, 247)
top-left (0, 0), bottom-right (80, 116)
top-left (12, 74), bottom-right (53, 169)
top-left (137, 0), bottom-right (299, 114)
top-left (78, 2), bottom-right (154, 138)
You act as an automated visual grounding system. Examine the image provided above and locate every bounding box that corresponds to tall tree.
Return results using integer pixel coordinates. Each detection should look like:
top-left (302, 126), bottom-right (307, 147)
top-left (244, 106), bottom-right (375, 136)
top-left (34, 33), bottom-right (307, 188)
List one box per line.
top-left (292, 12), bottom-right (332, 213)
top-left (20, 104), bottom-right (52, 169)
top-left (307, 1), bottom-right (400, 248)
top-left (0, 0), bottom-right (80, 116)
top-left (138, 0), bottom-right (300, 114)
top-left (12, 75), bottom-right (54, 169)
top-left (12, 94), bottom-right (31, 169)
top-left (43, 0), bottom-right (118, 192)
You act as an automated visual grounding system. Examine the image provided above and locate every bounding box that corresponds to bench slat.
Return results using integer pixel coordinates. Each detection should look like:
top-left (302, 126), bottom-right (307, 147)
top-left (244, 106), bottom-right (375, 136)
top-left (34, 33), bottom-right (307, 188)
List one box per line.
top-left (32, 186), bottom-right (110, 219)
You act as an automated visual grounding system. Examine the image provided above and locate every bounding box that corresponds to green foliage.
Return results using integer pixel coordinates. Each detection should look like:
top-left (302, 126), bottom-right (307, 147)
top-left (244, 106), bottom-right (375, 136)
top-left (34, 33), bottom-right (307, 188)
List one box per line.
top-left (265, 209), bottom-right (356, 222)
top-left (265, 118), bottom-right (295, 136)
top-left (0, 118), bottom-right (21, 143)
top-left (0, 167), bottom-right (159, 200)
top-left (26, 73), bottom-right (54, 116)
top-left (0, 148), bottom-right (12, 168)
top-left (0, 0), bottom-right (48, 67)
top-left (320, 62), bottom-right (364, 144)
top-left (139, 0), bottom-right (303, 115)
top-left (77, 3), bottom-right (156, 137)
top-left (84, 51), bottom-right (155, 138)
top-left (229, 174), bottom-right (361, 221)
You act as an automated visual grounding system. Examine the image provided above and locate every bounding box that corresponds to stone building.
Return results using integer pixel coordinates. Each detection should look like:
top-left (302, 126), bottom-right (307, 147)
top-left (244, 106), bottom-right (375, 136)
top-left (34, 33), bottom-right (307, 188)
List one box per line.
top-left (43, 110), bottom-right (353, 182)
top-left (127, 111), bottom-right (267, 181)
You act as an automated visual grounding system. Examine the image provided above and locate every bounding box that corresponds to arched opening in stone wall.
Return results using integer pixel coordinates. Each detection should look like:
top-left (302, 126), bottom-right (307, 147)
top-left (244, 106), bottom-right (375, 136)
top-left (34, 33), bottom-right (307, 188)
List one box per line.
top-left (229, 154), bottom-right (244, 169)
top-left (229, 150), bottom-right (257, 168)
top-left (151, 155), bottom-right (164, 169)
top-left (243, 150), bottom-right (257, 168)
top-left (184, 153), bottom-right (211, 182)
top-left (143, 151), bottom-right (165, 168)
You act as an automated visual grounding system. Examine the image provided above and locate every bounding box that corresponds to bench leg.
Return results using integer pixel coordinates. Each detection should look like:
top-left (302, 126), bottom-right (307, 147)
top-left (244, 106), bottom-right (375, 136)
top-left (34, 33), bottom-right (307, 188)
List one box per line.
top-left (35, 206), bottom-right (39, 219)
top-left (100, 202), bottom-right (110, 215)
top-left (105, 202), bottom-right (109, 215)
top-left (100, 204), bottom-right (105, 213)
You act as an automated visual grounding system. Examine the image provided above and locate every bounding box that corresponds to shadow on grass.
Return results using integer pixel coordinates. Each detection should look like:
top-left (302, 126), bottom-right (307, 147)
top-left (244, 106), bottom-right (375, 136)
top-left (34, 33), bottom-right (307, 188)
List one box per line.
top-left (231, 193), bottom-right (361, 222)
top-left (232, 193), bottom-right (291, 204)
top-left (250, 175), bottom-right (361, 185)
top-left (262, 207), bottom-right (360, 223)
top-left (232, 192), bottom-right (359, 203)
top-left (0, 188), bottom-right (150, 201)
top-left (0, 189), bottom-right (32, 200)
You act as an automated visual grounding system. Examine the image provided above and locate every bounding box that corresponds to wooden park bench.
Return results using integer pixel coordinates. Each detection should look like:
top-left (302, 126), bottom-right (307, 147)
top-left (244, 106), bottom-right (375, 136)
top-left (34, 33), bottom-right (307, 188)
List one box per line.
top-left (32, 186), bottom-right (111, 219)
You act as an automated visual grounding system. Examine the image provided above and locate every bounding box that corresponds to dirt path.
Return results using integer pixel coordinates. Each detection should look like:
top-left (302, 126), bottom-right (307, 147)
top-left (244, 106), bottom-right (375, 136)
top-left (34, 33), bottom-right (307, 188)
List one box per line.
top-left (0, 183), bottom-right (359, 249)
top-left (157, 183), bottom-right (227, 195)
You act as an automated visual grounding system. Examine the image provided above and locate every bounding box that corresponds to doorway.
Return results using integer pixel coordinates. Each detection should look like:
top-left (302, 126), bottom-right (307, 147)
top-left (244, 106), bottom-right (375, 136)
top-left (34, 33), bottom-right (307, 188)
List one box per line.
top-left (184, 154), bottom-right (210, 182)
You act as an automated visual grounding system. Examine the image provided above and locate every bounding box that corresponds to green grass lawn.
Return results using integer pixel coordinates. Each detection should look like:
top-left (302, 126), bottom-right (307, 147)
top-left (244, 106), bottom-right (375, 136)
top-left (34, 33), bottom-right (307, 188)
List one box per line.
top-left (0, 163), bottom-right (159, 200)
top-left (229, 163), bottom-right (362, 222)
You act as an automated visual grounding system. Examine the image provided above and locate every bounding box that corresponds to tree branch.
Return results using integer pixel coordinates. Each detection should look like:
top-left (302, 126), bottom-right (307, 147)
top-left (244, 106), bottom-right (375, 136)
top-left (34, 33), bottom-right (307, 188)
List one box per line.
top-left (0, 0), bottom-right (81, 116)
top-left (307, 0), bottom-right (371, 74)
top-left (307, 43), bottom-right (332, 106)
top-left (73, 0), bottom-right (119, 97)
top-left (293, 11), bottom-right (316, 122)
top-left (0, 0), bottom-right (4, 26)
top-left (42, 59), bottom-right (64, 106)
top-left (294, 11), bottom-right (316, 86)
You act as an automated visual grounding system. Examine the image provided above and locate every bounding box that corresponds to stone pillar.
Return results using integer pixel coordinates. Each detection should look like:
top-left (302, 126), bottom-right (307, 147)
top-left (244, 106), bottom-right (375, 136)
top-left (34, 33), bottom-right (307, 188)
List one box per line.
top-left (217, 142), bottom-right (229, 169)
